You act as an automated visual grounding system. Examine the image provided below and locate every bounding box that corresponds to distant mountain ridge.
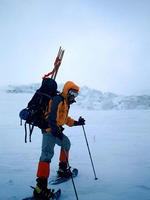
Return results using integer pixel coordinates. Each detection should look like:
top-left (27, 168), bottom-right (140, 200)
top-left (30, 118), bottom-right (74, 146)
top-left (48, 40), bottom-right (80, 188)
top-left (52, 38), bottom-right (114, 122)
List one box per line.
top-left (6, 84), bottom-right (150, 110)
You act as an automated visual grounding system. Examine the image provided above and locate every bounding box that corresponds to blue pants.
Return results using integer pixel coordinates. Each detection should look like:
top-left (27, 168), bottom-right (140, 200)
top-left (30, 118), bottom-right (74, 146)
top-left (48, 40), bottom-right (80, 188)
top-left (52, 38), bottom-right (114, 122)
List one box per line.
top-left (39, 131), bottom-right (71, 163)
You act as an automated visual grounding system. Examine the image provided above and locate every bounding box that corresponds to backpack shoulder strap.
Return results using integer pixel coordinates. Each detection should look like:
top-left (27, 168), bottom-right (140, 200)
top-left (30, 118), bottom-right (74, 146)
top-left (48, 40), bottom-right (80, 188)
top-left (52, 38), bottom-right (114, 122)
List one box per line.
top-left (57, 93), bottom-right (65, 104)
top-left (52, 94), bottom-right (64, 104)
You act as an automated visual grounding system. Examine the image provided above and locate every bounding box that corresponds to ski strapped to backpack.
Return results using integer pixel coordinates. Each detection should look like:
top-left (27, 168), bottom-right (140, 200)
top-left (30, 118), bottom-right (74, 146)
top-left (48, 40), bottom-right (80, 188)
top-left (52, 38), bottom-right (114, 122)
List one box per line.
top-left (42, 46), bottom-right (65, 80)
top-left (19, 47), bottom-right (65, 143)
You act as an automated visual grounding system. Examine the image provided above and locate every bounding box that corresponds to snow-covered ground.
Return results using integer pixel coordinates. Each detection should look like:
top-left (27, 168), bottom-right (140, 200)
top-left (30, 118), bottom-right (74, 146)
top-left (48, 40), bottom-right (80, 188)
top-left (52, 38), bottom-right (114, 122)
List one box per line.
top-left (0, 90), bottom-right (150, 200)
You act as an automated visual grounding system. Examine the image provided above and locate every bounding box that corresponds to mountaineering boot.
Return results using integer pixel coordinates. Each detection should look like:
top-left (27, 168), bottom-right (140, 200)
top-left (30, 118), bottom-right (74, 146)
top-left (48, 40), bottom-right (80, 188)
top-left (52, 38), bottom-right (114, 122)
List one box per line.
top-left (57, 162), bottom-right (72, 178)
top-left (33, 178), bottom-right (54, 200)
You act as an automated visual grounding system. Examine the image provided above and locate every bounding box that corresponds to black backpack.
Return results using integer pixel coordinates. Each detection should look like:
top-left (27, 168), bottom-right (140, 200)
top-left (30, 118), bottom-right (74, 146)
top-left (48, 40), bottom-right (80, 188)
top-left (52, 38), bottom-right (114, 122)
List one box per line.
top-left (19, 78), bottom-right (58, 142)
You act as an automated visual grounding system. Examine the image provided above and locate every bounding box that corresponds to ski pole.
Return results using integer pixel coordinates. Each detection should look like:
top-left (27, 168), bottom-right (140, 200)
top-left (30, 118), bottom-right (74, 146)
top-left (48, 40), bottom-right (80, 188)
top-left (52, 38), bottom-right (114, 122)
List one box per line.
top-left (63, 150), bottom-right (79, 200)
top-left (82, 125), bottom-right (98, 180)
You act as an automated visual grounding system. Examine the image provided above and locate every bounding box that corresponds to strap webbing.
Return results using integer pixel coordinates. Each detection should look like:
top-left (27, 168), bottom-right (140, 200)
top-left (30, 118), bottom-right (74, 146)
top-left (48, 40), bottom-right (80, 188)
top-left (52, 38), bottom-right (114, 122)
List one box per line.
top-left (24, 122), bottom-right (27, 143)
top-left (29, 124), bottom-right (34, 142)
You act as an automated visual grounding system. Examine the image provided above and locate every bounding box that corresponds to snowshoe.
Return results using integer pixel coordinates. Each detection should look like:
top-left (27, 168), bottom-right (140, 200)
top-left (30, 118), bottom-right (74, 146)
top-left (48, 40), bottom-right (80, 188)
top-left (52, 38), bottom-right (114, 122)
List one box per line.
top-left (22, 188), bottom-right (61, 200)
top-left (50, 168), bottom-right (78, 185)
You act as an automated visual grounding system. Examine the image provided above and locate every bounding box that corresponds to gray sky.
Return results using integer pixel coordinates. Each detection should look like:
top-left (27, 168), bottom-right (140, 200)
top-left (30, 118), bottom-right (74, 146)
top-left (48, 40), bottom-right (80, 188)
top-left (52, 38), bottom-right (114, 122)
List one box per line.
top-left (0, 0), bottom-right (150, 95)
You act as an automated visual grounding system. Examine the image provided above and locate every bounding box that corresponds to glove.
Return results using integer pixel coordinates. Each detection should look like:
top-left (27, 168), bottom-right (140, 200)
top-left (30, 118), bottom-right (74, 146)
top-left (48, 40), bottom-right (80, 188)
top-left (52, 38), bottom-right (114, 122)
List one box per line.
top-left (51, 127), bottom-right (63, 140)
top-left (74, 117), bottom-right (85, 126)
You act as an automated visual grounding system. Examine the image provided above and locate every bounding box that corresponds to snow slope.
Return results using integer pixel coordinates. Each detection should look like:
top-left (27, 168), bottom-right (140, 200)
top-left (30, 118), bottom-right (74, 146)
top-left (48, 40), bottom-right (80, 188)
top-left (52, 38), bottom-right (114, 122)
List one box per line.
top-left (0, 91), bottom-right (150, 200)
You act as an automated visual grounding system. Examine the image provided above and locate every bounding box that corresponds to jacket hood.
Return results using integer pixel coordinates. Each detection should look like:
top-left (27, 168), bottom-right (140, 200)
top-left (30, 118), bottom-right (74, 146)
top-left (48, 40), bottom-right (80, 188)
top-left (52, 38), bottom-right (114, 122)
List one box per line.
top-left (62, 81), bottom-right (80, 98)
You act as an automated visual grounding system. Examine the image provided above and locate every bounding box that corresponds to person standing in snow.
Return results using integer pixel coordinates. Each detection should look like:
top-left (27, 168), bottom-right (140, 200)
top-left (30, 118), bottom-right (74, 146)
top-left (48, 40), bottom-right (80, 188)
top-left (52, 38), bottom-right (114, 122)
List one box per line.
top-left (33, 81), bottom-right (85, 199)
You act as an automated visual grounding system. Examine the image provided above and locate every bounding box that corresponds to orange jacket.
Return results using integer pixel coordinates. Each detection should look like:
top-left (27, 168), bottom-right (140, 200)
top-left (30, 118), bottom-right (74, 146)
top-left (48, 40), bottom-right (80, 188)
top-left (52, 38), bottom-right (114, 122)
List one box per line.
top-left (45, 81), bottom-right (79, 132)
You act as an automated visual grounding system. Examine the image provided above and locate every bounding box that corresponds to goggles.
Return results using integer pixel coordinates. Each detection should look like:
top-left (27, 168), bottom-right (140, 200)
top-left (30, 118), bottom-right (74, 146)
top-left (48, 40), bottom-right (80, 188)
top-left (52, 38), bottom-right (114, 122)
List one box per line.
top-left (68, 89), bottom-right (79, 98)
